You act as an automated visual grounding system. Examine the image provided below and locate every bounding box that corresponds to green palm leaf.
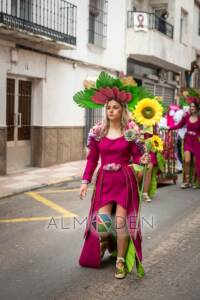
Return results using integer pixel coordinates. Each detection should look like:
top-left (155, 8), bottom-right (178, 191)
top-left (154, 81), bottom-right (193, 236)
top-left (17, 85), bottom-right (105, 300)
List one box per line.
top-left (113, 78), bottom-right (123, 88)
top-left (73, 89), bottom-right (103, 109)
top-left (148, 167), bottom-right (158, 198)
top-left (157, 152), bottom-right (166, 172)
top-left (125, 238), bottom-right (136, 273)
top-left (96, 71), bottom-right (115, 88)
top-left (126, 86), bottom-right (154, 110)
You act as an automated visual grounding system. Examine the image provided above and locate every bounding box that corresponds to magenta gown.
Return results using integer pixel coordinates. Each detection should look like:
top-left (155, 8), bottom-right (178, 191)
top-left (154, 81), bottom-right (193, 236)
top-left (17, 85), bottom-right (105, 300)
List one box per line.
top-left (79, 133), bottom-right (144, 270)
top-left (170, 113), bottom-right (200, 180)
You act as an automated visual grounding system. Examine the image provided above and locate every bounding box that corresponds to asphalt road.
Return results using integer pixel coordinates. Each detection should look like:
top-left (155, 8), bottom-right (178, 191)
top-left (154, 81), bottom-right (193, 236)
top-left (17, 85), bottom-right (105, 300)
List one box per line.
top-left (0, 179), bottom-right (199, 300)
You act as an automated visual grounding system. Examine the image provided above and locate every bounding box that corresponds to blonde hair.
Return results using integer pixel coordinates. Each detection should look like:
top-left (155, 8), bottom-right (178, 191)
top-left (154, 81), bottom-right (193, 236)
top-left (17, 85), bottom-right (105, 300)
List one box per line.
top-left (99, 101), bottom-right (130, 138)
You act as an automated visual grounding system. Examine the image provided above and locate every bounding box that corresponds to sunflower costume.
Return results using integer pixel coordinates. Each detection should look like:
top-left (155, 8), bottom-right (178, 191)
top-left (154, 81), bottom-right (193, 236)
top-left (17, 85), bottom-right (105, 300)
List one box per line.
top-left (129, 98), bottom-right (165, 200)
top-left (146, 134), bottom-right (166, 198)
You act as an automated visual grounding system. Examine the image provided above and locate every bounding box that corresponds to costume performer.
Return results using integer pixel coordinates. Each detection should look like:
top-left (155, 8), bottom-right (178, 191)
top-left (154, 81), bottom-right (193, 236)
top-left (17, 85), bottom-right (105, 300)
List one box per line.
top-left (136, 129), bottom-right (158, 202)
top-left (73, 72), bottom-right (151, 279)
top-left (131, 99), bottom-right (165, 203)
top-left (168, 100), bottom-right (200, 188)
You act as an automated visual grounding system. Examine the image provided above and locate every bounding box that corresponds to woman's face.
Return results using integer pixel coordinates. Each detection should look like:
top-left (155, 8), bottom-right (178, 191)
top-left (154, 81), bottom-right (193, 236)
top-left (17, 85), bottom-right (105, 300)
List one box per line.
top-left (190, 103), bottom-right (198, 114)
top-left (106, 100), bottom-right (123, 121)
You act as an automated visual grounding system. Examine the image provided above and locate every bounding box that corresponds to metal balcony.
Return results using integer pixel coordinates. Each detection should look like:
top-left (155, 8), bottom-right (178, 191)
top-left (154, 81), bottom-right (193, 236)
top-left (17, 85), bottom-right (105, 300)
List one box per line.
top-left (0, 0), bottom-right (77, 46)
top-left (127, 11), bottom-right (174, 39)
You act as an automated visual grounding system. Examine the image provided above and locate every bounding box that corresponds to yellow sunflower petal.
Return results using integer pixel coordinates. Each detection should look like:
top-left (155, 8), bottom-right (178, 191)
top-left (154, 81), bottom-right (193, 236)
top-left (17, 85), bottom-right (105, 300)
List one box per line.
top-left (150, 135), bottom-right (164, 152)
top-left (132, 98), bottom-right (163, 127)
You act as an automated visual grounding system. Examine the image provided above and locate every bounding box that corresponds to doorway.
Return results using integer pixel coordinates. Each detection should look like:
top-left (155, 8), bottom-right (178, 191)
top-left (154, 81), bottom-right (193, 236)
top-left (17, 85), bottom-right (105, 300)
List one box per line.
top-left (6, 78), bottom-right (32, 173)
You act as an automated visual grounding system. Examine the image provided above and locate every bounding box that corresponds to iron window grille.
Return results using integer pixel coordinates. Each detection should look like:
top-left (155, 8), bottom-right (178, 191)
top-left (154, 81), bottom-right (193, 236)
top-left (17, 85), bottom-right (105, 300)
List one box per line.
top-left (88, 0), bottom-right (108, 48)
top-left (84, 108), bottom-right (103, 145)
top-left (0, 0), bottom-right (77, 45)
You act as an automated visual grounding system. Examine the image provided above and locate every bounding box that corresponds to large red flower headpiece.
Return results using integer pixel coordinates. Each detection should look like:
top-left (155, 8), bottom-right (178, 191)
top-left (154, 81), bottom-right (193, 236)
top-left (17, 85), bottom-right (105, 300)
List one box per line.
top-left (92, 87), bottom-right (132, 105)
top-left (186, 96), bottom-right (200, 105)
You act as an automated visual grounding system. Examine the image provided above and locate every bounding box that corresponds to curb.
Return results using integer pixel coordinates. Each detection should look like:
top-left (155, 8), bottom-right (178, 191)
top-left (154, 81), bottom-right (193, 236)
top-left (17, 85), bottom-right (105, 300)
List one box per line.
top-left (0, 175), bottom-right (82, 200)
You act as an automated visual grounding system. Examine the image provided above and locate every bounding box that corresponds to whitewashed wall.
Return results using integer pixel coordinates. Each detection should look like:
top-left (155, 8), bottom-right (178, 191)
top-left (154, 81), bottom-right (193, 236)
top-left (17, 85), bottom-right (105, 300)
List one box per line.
top-left (126, 0), bottom-right (196, 71)
top-left (0, 0), bottom-right (128, 128)
top-left (0, 41), bottom-right (12, 127)
top-left (59, 0), bottom-right (127, 73)
top-left (192, 2), bottom-right (200, 55)
top-left (0, 46), bottom-right (105, 127)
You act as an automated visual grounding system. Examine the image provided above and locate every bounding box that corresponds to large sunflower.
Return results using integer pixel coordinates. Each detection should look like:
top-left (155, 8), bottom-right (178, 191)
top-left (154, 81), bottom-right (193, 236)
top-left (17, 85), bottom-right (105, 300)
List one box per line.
top-left (132, 98), bottom-right (163, 126)
top-left (149, 135), bottom-right (164, 152)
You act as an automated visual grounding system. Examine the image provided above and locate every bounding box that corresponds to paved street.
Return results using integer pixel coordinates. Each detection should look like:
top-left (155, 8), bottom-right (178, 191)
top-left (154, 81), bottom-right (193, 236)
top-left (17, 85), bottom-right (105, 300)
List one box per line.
top-left (0, 179), bottom-right (199, 300)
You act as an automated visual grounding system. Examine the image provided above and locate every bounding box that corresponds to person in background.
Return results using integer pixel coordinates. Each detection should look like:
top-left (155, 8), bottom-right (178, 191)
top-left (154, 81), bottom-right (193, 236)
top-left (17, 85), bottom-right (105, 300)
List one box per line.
top-left (168, 100), bottom-right (200, 188)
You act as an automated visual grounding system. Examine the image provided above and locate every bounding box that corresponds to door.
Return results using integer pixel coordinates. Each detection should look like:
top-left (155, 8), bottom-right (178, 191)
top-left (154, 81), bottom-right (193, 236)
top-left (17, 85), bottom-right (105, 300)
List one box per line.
top-left (6, 78), bottom-right (32, 173)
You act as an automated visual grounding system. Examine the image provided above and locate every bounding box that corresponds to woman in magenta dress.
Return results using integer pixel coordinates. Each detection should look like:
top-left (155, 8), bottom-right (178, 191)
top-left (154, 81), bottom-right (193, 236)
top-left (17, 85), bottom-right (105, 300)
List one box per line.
top-left (169, 101), bottom-right (200, 188)
top-left (74, 76), bottom-right (149, 279)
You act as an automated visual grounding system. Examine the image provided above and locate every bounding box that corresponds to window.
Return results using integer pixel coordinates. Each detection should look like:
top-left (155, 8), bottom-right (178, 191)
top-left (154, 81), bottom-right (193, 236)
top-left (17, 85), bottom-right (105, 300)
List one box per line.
top-left (85, 108), bottom-right (103, 145)
top-left (198, 6), bottom-right (200, 35)
top-left (143, 82), bottom-right (174, 106)
top-left (88, 0), bottom-right (108, 48)
top-left (180, 9), bottom-right (188, 44)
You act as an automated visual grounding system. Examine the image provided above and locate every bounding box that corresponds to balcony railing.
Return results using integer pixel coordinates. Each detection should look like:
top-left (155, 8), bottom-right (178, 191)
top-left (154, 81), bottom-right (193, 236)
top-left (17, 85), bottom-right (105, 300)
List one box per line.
top-left (127, 11), bottom-right (174, 39)
top-left (0, 0), bottom-right (77, 45)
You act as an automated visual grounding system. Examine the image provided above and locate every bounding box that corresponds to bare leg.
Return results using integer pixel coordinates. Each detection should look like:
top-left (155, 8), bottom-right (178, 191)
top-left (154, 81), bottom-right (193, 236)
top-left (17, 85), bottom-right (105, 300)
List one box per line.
top-left (136, 171), bottom-right (143, 184)
top-left (183, 151), bottom-right (191, 184)
top-left (98, 203), bottom-right (113, 256)
top-left (192, 156), bottom-right (197, 186)
top-left (115, 204), bottom-right (129, 259)
top-left (143, 163), bottom-right (153, 193)
top-left (114, 204), bottom-right (129, 278)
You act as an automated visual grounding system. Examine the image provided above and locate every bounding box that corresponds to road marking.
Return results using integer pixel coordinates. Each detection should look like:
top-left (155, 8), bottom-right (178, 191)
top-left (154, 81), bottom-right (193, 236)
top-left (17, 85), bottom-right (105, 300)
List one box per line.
top-left (0, 216), bottom-right (72, 223)
top-left (39, 188), bottom-right (92, 194)
top-left (26, 192), bottom-right (78, 217)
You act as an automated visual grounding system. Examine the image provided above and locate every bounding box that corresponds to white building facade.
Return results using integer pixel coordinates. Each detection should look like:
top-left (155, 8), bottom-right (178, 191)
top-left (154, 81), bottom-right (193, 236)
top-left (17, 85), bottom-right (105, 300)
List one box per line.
top-left (126, 0), bottom-right (200, 103)
top-left (0, 0), bottom-right (199, 175)
top-left (0, 0), bottom-right (127, 174)
top-left (191, 0), bottom-right (200, 88)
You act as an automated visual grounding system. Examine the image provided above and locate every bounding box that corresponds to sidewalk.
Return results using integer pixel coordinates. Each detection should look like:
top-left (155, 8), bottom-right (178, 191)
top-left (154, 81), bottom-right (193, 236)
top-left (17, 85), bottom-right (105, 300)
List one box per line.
top-left (0, 160), bottom-right (86, 199)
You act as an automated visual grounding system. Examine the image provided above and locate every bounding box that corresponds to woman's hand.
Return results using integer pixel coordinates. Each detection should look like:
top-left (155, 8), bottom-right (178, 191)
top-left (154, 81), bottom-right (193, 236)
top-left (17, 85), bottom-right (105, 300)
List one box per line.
top-left (159, 125), bottom-right (169, 131)
top-left (79, 184), bottom-right (88, 200)
top-left (140, 153), bottom-right (150, 165)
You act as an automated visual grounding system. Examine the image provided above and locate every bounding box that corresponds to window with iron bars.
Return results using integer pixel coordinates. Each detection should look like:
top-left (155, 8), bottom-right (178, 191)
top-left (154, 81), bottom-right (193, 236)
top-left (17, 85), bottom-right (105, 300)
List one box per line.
top-left (84, 108), bottom-right (104, 145)
top-left (88, 0), bottom-right (108, 48)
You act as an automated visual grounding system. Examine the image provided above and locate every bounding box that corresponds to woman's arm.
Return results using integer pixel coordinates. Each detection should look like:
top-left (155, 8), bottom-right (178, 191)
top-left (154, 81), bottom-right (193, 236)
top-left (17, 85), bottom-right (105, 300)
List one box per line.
top-left (169, 114), bottom-right (187, 130)
top-left (130, 140), bottom-right (145, 164)
top-left (82, 136), bottom-right (99, 183)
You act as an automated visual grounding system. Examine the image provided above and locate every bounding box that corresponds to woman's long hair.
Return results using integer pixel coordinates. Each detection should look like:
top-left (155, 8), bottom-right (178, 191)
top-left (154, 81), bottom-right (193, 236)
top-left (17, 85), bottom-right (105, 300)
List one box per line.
top-left (99, 101), bottom-right (130, 138)
top-left (190, 100), bottom-right (200, 114)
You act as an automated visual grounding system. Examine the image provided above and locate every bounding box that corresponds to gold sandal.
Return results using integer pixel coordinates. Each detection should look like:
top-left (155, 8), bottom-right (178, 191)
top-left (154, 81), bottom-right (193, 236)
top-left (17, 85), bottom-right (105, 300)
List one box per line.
top-left (142, 193), bottom-right (152, 202)
top-left (180, 182), bottom-right (190, 189)
top-left (191, 184), bottom-right (197, 189)
top-left (115, 257), bottom-right (127, 279)
top-left (191, 177), bottom-right (197, 189)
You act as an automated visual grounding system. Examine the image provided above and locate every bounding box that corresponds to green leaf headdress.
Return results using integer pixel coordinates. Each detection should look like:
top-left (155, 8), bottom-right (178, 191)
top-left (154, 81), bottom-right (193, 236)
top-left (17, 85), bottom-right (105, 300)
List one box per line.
top-left (73, 71), bottom-right (153, 111)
